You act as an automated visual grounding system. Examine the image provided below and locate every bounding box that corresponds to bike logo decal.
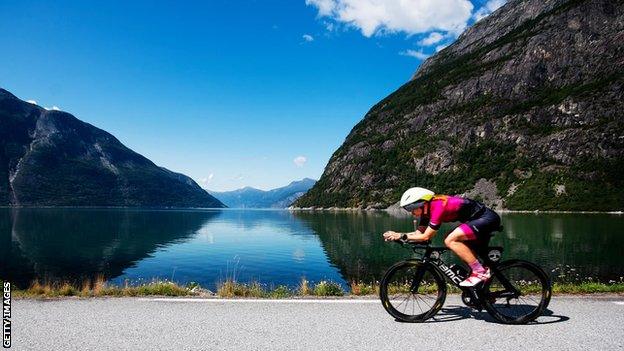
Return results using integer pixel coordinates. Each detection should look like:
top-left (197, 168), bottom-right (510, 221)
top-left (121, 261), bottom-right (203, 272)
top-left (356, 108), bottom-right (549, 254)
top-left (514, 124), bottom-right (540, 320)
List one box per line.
top-left (488, 249), bottom-right (501, 262)
top-left (438, 262), bottom-right (463, 285)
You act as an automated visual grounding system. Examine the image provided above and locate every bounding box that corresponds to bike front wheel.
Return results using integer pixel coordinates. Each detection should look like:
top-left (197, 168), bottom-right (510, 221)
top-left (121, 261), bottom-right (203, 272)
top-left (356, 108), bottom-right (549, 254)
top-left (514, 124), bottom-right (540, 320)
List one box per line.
top-left (379, 260), bottom-right (446, 322)
top-left (482, 259), bottom-right (552, 324)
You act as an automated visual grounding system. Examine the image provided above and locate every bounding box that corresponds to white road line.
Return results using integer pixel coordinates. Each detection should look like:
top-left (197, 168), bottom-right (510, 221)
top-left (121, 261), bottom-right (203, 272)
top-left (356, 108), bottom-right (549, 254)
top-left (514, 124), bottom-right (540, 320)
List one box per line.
top-left (613, 301), bottom-right (624, 305)
top-left (139, 298), bottom-right (380, 304)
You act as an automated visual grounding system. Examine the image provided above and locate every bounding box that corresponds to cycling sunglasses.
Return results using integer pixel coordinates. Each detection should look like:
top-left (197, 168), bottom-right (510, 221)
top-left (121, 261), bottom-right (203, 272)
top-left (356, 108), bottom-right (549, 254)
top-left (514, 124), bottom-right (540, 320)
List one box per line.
top-left (402, 200), bottom-right (426, 212)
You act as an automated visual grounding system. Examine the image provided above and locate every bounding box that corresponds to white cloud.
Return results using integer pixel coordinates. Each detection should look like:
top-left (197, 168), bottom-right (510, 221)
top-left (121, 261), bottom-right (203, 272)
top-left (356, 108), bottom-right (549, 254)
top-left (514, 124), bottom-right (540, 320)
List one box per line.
top-left (306, 0), bottom-right (474, 37)
top-left (293, 156), bottom-right (307, 167)
top-left (473, 0), bottom-right (506, 22)
top-left (303, 34), bottom-right (315, 42)
top-left (419, 32), bottom-right (444, 46)
top-left (435, 43), bottom-right (449, 52)
top-left (44, 106), bottom-right (61, 111)
top-left (399, 49), bottom-right (429, 60)
top-left (26, 100), bottom-right (37, 105)
top-left (306, 0), bottom-right (337, 16)
top-left (199, 173), bottom-right (214, 187)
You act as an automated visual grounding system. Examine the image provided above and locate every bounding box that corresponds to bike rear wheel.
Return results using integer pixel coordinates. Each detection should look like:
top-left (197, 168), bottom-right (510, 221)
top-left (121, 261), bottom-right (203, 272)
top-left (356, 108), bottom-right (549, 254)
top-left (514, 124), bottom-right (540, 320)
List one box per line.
top-left (379, 260), bottom-right (446, 322)
top-left (482, 260), bottom-right (551, 324)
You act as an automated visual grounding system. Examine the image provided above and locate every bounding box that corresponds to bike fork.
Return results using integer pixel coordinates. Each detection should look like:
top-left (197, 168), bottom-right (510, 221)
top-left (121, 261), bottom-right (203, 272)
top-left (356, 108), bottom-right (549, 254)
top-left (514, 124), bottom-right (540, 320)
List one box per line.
top-left (409, 265), bottom-right (427, 293)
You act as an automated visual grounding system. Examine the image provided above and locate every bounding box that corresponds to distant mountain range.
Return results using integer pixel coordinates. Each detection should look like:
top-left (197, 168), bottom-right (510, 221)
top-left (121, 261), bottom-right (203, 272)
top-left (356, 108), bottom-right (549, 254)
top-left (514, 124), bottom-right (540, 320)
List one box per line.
top-left (0, 88), bottom-right (225, 208)
top-left (209, 178), bottom-right (316, 208)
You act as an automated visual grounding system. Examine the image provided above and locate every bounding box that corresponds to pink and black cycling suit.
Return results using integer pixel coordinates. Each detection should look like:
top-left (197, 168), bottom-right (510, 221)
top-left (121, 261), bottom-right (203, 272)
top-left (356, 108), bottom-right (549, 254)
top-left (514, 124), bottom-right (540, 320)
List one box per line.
top-left (419, 195), bottom-right (501, 240)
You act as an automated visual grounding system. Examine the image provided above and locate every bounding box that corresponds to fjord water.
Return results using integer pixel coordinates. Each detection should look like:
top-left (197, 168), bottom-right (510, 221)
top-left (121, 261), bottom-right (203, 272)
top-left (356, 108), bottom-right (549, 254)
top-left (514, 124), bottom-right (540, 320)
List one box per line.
top-left (1, 208), bottom-right (622, 290)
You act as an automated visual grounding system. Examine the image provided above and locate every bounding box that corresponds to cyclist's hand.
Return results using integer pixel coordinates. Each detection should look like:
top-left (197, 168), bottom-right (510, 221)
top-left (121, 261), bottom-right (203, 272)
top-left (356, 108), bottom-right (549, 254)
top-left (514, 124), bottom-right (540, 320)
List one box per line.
top-left (383, 231), bottom-right (402, 241)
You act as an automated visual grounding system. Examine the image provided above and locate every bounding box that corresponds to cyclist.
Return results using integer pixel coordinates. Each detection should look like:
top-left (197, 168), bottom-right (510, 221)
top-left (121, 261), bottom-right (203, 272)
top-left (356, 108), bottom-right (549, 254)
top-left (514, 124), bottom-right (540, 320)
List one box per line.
top-left (382, 187), bottom-right (501, 287)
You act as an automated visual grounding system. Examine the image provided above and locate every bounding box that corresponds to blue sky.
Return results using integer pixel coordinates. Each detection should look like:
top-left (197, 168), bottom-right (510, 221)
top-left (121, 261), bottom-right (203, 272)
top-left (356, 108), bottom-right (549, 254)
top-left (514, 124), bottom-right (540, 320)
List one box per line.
top-left (0, 0), bottom-right (503, 191)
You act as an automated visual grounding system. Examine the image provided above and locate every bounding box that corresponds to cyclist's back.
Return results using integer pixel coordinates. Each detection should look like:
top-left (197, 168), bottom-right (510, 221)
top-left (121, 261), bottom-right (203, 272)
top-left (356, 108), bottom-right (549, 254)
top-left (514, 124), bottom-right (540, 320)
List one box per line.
top-left (422, 195), bottom-right (500, 242)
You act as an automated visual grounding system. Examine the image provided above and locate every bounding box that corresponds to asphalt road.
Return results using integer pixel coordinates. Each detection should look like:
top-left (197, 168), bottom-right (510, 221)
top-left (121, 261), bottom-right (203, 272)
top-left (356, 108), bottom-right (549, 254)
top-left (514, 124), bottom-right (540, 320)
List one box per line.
top-left (11, 295), bottom-right (624, 350)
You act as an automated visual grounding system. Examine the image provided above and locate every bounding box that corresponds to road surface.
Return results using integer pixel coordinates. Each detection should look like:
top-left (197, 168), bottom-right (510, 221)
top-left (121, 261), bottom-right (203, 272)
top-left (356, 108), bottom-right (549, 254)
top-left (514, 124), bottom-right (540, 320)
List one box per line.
top-left (11, 295), bottom-right (624, 350)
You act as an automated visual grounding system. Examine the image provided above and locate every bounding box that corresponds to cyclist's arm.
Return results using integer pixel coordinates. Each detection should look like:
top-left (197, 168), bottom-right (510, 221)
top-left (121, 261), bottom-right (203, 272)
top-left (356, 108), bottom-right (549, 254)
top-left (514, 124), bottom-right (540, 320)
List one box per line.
top-left (403, 200), bottom-right (443, 241)
top-left (403, 226), bottom-right (437, 242)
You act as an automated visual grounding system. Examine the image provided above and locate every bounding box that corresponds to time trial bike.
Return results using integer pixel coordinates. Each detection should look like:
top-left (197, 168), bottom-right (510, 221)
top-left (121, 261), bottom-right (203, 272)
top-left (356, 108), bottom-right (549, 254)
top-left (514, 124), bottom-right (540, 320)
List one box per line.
top-left (379, 227), bottom-right (552, 324)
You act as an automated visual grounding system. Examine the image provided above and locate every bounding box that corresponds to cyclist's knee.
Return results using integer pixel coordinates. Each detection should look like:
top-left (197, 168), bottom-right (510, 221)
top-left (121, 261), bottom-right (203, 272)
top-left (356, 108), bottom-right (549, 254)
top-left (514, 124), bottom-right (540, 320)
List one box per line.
top-left (444, 235), bottom-right (455, 248)
top-left (445, 228), bottom-right (465, 247)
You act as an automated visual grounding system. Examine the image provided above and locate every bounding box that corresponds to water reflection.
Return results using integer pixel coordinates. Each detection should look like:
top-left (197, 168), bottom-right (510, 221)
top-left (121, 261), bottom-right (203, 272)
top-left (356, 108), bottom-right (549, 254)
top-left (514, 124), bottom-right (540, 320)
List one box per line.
top-left (110, 210), bottom-right (345, 290)
top-left (1, 209), bottom-right (622, 290)
top-left (495, 213), bottom-right (624, 282)
top-left (0, 208), bottom-right (220, 288)
top-left (295, 211), bottom-right (624, 284)
top-left (293, 211), bottom-right (417, 283)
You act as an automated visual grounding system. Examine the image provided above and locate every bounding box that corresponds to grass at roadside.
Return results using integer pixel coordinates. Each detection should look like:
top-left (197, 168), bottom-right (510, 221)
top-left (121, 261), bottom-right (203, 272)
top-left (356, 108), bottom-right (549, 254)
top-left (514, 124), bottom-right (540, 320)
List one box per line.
top-left (552, 282), bottom-right (624, 294)
top-left (215, 278), bottom-right (344, 298)
top-left (13, 277), bottom-right (193, 298)
top-left (10, 278), bottom-right (624, 299)
top-left (351, 281), bottom-right (624, 295)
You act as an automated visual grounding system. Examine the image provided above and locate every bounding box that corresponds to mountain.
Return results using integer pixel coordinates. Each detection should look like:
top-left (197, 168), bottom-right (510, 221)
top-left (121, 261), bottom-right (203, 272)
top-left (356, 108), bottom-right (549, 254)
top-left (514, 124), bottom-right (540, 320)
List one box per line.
top-left (296, 0), bottom-right (624, 211)
top-left (210, 178), bottom-right (316, 208)
top-left (0, 88), bottom-right (225, 208)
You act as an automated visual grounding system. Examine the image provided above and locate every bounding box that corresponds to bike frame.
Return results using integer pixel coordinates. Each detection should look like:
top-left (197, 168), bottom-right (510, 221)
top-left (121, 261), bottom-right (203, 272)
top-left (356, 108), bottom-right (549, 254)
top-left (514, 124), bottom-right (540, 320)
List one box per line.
top-left (405, 242), bottom-right (522, 307)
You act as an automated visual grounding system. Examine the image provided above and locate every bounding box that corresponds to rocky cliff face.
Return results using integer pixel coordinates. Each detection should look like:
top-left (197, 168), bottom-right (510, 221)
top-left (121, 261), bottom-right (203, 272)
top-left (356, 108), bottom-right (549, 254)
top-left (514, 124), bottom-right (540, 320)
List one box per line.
top-left (296, 0), bottom-right (624, 211)
top-left (0, 88), bottom-right (225, 207)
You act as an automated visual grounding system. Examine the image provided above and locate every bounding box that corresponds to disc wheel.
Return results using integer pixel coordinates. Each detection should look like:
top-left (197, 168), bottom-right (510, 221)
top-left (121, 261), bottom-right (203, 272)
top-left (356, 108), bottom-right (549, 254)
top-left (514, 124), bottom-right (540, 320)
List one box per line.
top-left (379, 260), bottom-right (446, 322)
top-left (482, 260), bottom-right (551, 324)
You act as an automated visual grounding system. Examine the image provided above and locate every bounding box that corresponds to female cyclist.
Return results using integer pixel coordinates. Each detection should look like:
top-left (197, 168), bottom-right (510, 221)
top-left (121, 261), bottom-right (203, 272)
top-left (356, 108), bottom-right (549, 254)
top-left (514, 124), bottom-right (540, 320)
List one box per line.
top-left (382, 187), bottom-right (501, 287)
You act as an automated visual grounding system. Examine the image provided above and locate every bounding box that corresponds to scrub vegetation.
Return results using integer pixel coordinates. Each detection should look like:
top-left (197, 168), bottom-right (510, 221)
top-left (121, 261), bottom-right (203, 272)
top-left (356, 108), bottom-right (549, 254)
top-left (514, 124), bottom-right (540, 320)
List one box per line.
top-left (13, 277), bottom-right (193, 298)
top-left (11, 277), bottom-right (624, 298)
top-left (215, 279), bottom-right (345, 298)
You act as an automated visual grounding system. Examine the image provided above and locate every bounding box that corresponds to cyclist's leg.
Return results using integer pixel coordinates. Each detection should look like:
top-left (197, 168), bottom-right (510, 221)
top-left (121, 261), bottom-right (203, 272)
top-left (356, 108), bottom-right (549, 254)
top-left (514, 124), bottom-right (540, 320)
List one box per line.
top-left (444, 226), bottom-right (478, 264)
top-left (454, 209), bottom-right (501, 286)
top-left (445, 208), bottom-right (501, 261)
top-left (445, 226), bottom-right (490, 286)
top-left (462, 208), bottom-right (501, 242)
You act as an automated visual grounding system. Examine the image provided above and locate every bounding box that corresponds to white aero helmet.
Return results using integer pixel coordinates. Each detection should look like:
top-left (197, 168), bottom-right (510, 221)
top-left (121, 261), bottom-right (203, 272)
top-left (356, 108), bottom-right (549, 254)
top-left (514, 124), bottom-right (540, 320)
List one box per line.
top-left (400, 187), bottom-right (434, 211)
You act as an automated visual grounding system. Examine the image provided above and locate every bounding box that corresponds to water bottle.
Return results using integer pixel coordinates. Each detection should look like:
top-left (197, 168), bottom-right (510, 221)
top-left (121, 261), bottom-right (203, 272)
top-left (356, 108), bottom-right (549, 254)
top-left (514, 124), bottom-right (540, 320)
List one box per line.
top-left (449, 264), bottom-right (469, 280)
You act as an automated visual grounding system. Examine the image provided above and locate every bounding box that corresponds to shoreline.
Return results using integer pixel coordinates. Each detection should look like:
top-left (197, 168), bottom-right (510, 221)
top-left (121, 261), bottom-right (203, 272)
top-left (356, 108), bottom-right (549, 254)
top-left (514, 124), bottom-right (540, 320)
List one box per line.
top-left (0, 205), bottom-right (227, 210)
top-left (1, 205), bottom-right (621, 215)
top-left (288, 207), bottom-right (624, 215)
